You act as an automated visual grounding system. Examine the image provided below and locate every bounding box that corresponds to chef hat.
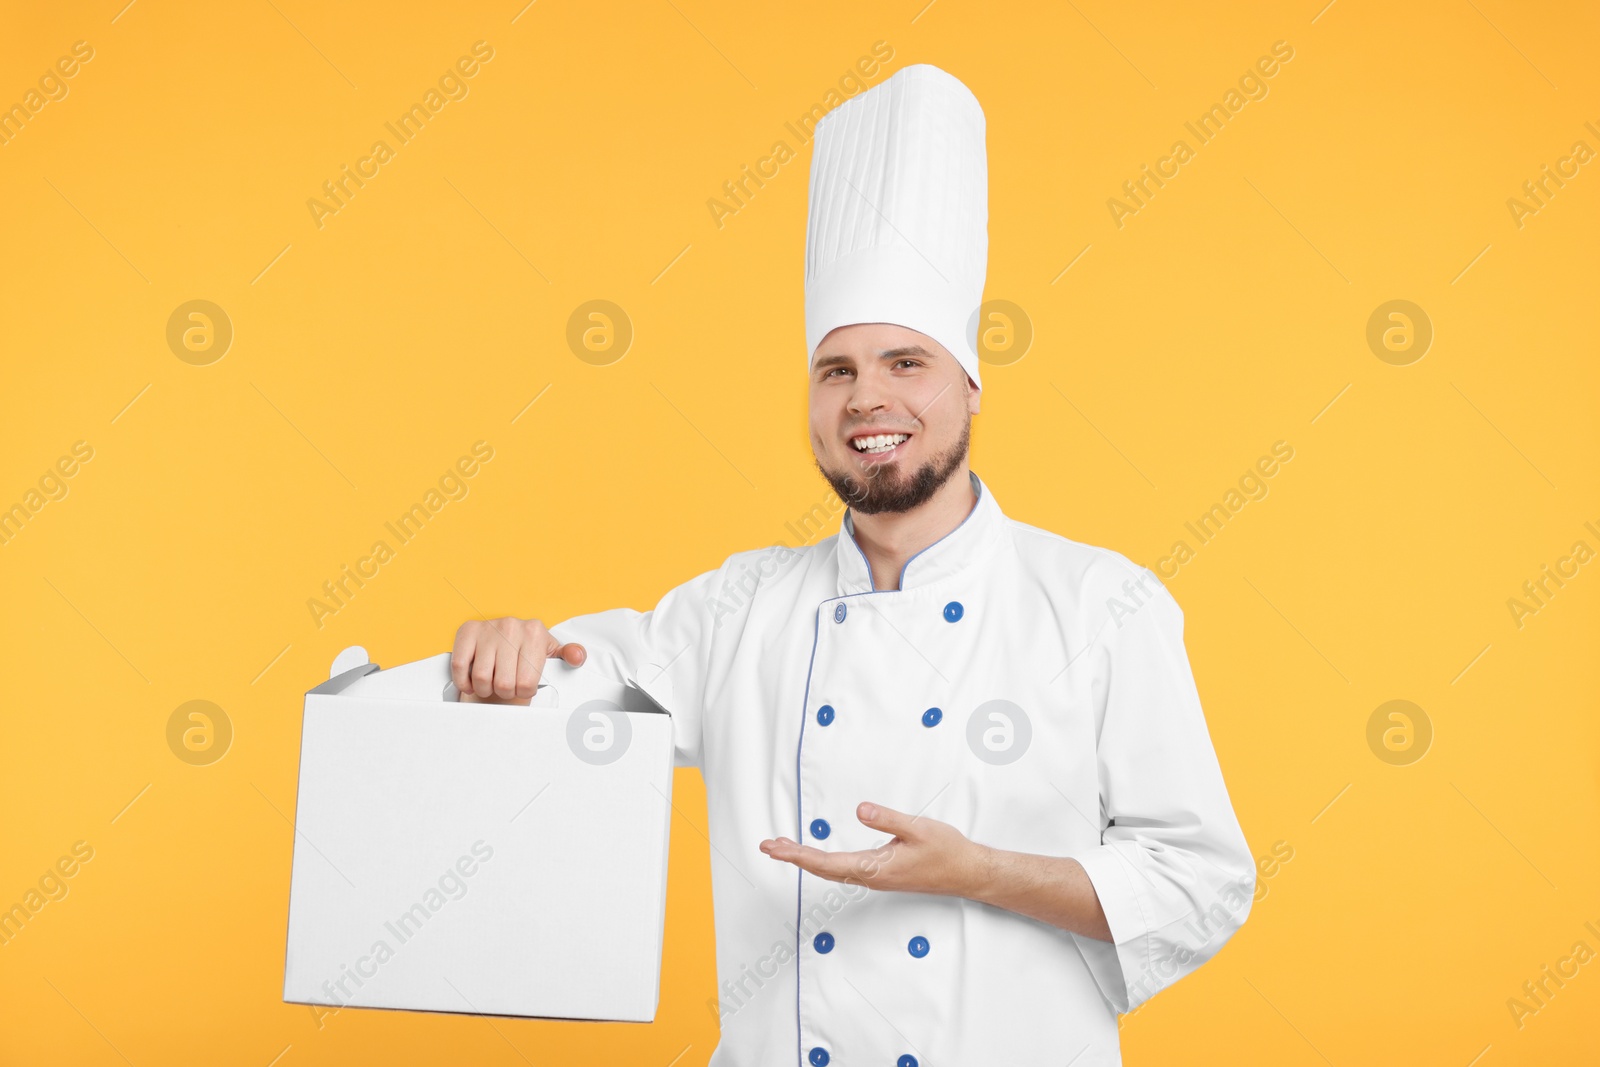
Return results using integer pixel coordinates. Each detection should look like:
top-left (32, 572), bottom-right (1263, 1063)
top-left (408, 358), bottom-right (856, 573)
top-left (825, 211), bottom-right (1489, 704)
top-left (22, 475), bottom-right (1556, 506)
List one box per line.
top-left (804, 63), bottom-right (989, 391)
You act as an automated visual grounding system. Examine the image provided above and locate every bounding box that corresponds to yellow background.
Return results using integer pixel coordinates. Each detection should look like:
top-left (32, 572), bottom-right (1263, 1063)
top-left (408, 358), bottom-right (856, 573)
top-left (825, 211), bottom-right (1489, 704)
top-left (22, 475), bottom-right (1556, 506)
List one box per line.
top-left (2, 0), bottom-right (1596, 1063)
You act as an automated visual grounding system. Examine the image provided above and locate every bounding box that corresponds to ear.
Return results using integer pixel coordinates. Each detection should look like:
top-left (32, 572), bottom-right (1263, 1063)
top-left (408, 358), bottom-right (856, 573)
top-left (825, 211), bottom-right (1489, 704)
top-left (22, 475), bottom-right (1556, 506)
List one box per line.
top-left (967, 376), bottom-right (981, 415)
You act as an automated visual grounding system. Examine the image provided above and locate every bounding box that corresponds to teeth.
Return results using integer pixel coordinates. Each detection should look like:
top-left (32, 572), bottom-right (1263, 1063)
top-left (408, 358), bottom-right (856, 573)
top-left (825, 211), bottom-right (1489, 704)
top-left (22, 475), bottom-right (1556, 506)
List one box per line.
top-left (852, 433), bottom-right (909, 454)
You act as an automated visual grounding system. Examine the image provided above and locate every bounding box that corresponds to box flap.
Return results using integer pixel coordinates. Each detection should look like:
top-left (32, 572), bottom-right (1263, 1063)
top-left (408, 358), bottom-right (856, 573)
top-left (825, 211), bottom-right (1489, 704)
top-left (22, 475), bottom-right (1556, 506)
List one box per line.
top-left (315, 651), bottom-right (668, 714)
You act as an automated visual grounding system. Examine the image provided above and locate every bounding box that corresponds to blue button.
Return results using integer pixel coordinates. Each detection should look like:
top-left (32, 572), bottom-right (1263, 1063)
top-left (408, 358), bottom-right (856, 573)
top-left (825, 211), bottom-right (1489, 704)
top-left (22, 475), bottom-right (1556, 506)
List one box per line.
top-left (834, 602), bottom-right (847, 623)
top-left (809, 1047), bottom-right (830, 1066)
top-left (810, 818), bottom-right (831, 840)
top-left (908, 935), bottom-right (929, 958)
top-left (817, 704), bottom-right (835, 726)
top-left (813, 931), bottom-right (834, 954)
top-left (943, 601), bottom-right (963, 622)
top-left (921, 707), bottom-right (942, 727)
top-left (898, 1057), bottom-right (919, 1067)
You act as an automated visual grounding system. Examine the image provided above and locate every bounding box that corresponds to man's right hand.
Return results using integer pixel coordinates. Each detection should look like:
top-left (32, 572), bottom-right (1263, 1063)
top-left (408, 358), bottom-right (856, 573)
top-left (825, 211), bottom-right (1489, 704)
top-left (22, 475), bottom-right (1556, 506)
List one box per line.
top-left (450, 617), bottom-right (588, 703)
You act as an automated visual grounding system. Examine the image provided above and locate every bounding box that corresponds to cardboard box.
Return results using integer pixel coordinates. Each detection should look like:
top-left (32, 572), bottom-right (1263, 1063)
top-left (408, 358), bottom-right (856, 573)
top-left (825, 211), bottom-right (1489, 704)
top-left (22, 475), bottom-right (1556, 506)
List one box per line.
top-left (282, 646), bottom-right (675, 1021)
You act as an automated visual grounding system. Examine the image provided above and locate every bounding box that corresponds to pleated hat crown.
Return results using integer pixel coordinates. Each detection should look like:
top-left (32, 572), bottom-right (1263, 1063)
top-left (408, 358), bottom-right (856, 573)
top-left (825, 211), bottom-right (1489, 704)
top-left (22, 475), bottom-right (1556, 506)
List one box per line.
top-left (804, 63), bottom-right (989, 390)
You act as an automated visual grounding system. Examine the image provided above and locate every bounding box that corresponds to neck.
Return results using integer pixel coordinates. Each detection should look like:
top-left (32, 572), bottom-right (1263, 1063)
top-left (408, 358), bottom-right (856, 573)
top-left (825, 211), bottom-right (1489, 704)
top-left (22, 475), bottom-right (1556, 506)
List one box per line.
top-left (850, 466), bottom-right (977, 591)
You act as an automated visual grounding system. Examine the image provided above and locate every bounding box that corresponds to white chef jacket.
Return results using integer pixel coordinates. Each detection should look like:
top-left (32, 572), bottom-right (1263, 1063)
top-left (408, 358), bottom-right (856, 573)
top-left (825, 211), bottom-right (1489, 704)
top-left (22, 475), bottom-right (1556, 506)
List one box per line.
top-left (549, 471), bottom-right (1254, 1066)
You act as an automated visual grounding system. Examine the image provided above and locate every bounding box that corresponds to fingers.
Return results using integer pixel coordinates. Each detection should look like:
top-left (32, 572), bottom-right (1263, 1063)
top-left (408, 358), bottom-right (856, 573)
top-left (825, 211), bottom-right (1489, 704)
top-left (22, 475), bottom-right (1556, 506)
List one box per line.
top-left (470, 632), bottom-right (499, 699)
top-left (511, 630), bottom-right (587, 697)
top-left (456, 620), bottom-right (501, 698)
top-left (450, 620), bottom-right (582, 703)
top-left (514, 635), bottom-right (542, 699)
top-left (452, 617), bottom-right (546, 699)
top-left (450, 624), bottom-right (479, 694)
top-left (761, 838), bottom-right (845, 880)
top-left (857, 801), bottom-right (918, 839)
top-left (491, 619), bottom-right (524, 699)
top-left (760, 838), bottom-right (879, 886)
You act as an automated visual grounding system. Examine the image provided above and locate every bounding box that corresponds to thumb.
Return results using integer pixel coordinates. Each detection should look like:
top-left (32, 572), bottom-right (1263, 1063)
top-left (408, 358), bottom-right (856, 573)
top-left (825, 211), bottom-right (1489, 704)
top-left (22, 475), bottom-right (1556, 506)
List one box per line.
top-left (857, 801), bottom-right (916, 838)
top-left (554, 641), bottom-right (587, 667)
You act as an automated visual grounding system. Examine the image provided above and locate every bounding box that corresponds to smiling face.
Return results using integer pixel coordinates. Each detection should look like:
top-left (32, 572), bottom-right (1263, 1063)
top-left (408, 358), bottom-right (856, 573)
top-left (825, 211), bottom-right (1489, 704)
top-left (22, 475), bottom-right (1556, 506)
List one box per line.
top-left (808, 322), bottom-right (981, 515)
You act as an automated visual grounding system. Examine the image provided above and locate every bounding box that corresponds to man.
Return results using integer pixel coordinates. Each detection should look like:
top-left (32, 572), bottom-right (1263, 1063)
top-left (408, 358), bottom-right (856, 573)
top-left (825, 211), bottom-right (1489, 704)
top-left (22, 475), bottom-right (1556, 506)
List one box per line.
top-left (452, 64), bottom-right (1253, 1066)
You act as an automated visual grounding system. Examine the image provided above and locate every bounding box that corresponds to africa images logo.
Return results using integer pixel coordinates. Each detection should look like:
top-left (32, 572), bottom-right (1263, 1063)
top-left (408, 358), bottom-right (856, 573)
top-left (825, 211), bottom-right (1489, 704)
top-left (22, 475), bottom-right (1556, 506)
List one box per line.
top-left (309, 840), bottom-right (494, 1027)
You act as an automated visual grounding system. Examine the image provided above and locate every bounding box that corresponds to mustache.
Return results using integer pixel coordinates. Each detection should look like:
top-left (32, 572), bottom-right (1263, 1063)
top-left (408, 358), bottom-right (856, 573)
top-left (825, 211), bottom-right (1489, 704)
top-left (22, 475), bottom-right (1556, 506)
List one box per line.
top-left (838, 382), bottom-right (954, 439)
top-left (841, 421), bottom-right (919, 437)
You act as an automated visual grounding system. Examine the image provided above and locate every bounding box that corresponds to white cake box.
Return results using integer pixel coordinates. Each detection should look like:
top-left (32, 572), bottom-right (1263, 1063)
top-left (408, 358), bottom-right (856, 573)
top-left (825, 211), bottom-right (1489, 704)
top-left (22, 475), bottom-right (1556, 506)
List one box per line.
top-left (282, 646), bottom-right (675, 1021)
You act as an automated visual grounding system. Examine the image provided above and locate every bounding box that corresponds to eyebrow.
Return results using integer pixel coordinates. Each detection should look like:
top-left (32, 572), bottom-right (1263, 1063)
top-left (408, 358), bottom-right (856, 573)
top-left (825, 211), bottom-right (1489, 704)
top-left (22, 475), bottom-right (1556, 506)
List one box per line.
top-left (813, 344), bottom-right (935, 373)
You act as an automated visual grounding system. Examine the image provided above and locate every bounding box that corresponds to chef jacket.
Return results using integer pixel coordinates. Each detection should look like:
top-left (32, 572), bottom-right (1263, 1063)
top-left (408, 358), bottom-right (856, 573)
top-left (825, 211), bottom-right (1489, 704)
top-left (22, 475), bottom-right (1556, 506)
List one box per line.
top-left (549, 470), bottom-right (1255, 1066)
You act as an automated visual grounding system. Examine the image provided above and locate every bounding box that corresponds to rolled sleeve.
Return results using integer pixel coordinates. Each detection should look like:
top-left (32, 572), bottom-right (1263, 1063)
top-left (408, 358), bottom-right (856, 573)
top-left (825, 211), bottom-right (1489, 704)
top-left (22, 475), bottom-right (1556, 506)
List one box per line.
top-left (1067, 559), bottom-right (1256, 1014)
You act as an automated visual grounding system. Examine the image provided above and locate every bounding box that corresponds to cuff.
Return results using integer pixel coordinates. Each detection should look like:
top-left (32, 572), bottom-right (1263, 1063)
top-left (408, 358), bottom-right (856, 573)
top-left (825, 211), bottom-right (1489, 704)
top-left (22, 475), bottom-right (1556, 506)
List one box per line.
top-left (1070, 844), bottom-right (1151, 1014)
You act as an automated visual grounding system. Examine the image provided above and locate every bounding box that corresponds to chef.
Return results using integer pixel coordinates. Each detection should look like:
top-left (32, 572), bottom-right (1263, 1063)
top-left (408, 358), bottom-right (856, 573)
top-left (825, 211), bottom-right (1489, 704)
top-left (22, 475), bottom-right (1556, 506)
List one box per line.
top-left (452, 63), bottom-right (1255, 1067)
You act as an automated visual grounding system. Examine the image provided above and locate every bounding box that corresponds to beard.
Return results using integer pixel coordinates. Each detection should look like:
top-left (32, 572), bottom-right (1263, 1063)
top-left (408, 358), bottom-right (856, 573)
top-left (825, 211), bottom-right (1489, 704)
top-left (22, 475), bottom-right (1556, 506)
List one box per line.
top-left (815, 416), bottom-right (970, 516)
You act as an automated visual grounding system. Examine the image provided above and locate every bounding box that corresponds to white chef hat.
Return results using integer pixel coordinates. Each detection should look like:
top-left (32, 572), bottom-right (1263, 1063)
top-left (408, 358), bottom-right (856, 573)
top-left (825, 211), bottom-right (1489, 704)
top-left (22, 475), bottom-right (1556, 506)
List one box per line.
top-left (804, 63), bottom-right (989, 391)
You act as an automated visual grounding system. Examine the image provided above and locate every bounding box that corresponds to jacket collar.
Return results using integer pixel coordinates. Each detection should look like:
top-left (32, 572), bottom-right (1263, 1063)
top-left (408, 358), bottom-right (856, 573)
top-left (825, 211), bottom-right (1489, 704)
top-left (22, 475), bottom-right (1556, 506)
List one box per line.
top-left (835, 470), bottom-right (1006, 595)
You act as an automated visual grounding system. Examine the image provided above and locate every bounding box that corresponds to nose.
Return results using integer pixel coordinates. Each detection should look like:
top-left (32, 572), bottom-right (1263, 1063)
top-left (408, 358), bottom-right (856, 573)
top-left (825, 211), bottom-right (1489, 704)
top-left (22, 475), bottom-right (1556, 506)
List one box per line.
top-left (846, 375), bottom-right (891, 417)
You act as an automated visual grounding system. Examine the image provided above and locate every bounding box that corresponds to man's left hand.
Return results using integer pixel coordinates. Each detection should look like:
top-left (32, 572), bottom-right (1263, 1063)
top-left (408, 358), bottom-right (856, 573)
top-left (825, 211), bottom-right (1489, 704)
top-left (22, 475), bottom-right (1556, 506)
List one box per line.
top-left (759, 801), bottom-right (989, 897)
